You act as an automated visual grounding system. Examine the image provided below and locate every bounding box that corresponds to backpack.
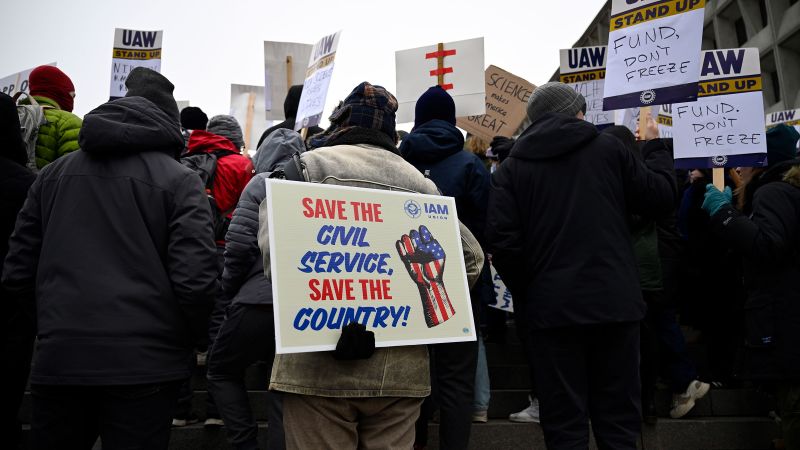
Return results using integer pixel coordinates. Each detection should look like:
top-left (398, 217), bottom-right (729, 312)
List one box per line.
top-left (180, 149), bottom-right (236, 240)
top-left (14, 92), bottom-right (48, 173)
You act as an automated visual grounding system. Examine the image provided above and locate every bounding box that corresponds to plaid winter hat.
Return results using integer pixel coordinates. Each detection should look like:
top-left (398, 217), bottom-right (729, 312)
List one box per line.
top-left (328, 82), bottom-right (398, 140)
top-left (526, 82), bottom-right (586, 124)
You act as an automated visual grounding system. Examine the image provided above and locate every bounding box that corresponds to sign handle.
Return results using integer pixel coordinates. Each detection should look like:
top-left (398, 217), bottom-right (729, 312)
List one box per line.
top-left (638, 106), bottom-right (651, 141)
top-left (436, 43), bottom-right (445, 86)
top-left (244, 92), bottom-right (256, 151)
top-left (300, 127), bottom-right (308, 140)
top-left (286, 55), bottom-right (293, 93)
top-left (713, 168), bottom-right (725, 191)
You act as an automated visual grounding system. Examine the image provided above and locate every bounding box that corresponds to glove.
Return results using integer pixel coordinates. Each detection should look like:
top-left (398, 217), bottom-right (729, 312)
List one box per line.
top-left (490, 136), bottom-right (515, 163)
top-left (333, 322), bottom-right (375, 360)
top-left (701, 184), bottom-right (733, 217)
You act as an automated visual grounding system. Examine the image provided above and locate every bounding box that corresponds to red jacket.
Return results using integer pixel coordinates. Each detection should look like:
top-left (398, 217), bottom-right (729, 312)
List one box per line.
top-left (186, 130), bottom-right (254, 215)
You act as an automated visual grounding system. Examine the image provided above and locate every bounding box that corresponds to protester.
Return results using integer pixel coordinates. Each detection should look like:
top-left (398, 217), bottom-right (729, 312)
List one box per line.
top-left (257, 82), bottom-right (485, 449)
top-left (21, 65), bottom-right (83, 169)
top-left (488, 82), bottom-right (677, 449)
top-left (2, 67), bottom-right (218, 450)
top-left (0, 92), bottom-right (36, 449)
top-left (255, 85), bottom-right (323, 148)
top-left (702, 124), bottom-right (800, 449)
top-left (399, 85), bottom-right (488, 449)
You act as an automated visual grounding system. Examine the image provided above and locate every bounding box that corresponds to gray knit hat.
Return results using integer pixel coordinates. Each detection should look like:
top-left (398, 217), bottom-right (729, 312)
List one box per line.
top-left (526, 82), bottom-right (586, 124)
top-left (207, 115), bottom-right (244, 149)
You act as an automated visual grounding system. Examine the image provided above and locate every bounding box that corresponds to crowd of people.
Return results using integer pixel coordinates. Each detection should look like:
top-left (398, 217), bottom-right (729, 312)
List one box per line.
top-left (1, 64), bottom-right (799, 450)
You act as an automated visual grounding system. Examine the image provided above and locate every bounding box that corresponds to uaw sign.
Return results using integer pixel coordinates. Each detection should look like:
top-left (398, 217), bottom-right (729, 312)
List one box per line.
top-left (264, 180), bottom-right (476, 354)
top-left (560, 46), bottom-right (613, 128)
top-left (672, 48), bottom-right (767, 168)
top-left (110, 28), bottom-right (163, 98)
top-left (604, 0), bottom-right (705, 110)
top-left (295, 31), bottom-right (342, 130)
top-left (1, 63), bottom-right (57, 96)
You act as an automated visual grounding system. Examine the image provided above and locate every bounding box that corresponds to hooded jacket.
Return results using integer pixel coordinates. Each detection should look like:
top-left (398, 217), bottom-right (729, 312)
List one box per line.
top-left (400, 119), bottom-right (489, 243)
top-left (222, 129), bottom-right (306, 305)
top-left (710, 160), bottom-right (800, 381)
top-left (256, 85), bottom-right (323, 149)
top-left (488, 113), bottom-right (677, 329)
top-left (186, 130), bottom-right (254, 217)
top-left (2, 96), bottom-right (219, 385)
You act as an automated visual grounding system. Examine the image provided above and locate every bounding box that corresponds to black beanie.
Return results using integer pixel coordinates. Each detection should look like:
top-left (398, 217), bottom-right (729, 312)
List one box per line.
top-left (125, 67), bottom-right (179, 122)
top-left (414, 85), bottom-right (456, 130)
top-left (180, 106), bottom-right (208, 130)
top-left (766, 124), bottom-right (800, 166)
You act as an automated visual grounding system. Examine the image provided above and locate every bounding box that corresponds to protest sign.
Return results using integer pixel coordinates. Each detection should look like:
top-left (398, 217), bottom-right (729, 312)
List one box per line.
top-left (295, 31), bottom-right (342, 130)
top-left (767, 109), bottom-right (800, 140)
top-left (620, 107), bottom-right (640, 133)
top-left (489, 263), bottom-right (514, 313)
top-left (230, 84), bottom-right (269, 150)
top-left (604, 0), bottom-right (705, 110)
top-left (672, 48), bottom-right (766, 168)
top-left (396, 37), bottom-right (485, 124)
top-left (176, 100), bottom-right (190, 111)
top-left (455, 65), bottom-right (534, 141)
top-left (110, 28), bottom-right (162, 98)
top-left (1, 63), bottom-right (57, 96)
top-left (657, 104), bottom-right (673, 138)
top-left (560, 46), bottom-right (613, 128)
top-left (263, 41), bottom-right (312, 120)
top-left (265, 180), bottom-right (476, 354)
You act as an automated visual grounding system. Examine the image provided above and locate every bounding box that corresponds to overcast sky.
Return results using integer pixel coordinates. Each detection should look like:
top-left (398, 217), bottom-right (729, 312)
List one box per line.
top-left (0, 0), bottom-right (605, 128)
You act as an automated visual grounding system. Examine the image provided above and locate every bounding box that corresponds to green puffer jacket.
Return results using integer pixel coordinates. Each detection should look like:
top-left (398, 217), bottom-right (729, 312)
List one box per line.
top-left (29, 96), bottom-right (82, 168)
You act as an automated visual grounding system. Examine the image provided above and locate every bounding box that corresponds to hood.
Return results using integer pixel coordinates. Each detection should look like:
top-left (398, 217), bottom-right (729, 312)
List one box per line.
top-left (253, 128), bottom-right (306, 173)
top-left (510, 113), bottom-right (598, 161)
top-left (399, 119), bottom-right (464, 164)
top-left (284, 85), bottom-right (303, 118)
top-left (187, 130), bottom-right (239, 155)
top-left (0, 92), bottom-right (27, 166)
top-left (79, 96), bottom-right (184, 157)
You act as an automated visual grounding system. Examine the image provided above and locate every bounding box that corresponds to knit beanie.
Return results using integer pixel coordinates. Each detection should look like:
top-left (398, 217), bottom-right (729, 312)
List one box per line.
top-left (207, 115), bottom-right (244, 149)
top-left (766, 124), bottom-right (800, 166)
top-left (180, 106), bottom-right (208, 130)
top-left (526, 82), bottom-right (586, 124)
top-left (124, 67), bottom-right (179, 123)
top-left (29, 65), bottom-right (75, 112)
top-left (414, 85), bottom-right (456, 130)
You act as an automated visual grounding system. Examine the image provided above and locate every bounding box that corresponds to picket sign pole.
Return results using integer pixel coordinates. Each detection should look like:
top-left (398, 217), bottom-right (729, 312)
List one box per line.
top-left (244, 93), bottom-right (256, 151)
top-left (300, 127), bottom-right (308, 140)
top-left (638, 106), bottom-right (651, 140)
top-left (713, 168), bottom-right (725, 191)
top-left (286, 55), bottom-right (293, 92)
top-left (436, 43), bottom-right (445, 86)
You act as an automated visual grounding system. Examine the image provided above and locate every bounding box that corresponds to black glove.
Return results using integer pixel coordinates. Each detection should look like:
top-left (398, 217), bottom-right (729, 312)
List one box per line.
top-left (333, 322), bottom-right (375, 360)
top-left (490, 136), bottom-right (515, 163)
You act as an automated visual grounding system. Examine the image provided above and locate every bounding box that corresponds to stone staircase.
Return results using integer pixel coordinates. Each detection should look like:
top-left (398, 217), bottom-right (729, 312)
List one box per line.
top-left (17, 326), bottom-right (782, 449)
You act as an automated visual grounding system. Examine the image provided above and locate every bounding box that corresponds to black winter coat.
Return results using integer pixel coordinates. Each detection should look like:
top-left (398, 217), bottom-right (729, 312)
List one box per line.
top-left (2, 97), bottom-right (219, 385)
top-left (488, 113), bottom-right (677, 329)
top-left (711, 160), bottom-right (800, 381)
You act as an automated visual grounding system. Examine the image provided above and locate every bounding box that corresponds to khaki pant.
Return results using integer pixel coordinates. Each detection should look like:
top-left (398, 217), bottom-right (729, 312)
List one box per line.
top-left (283, 394), bottom-right (423, 450)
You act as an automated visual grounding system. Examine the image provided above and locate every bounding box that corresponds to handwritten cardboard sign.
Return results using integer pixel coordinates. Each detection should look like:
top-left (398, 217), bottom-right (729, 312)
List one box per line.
top-left (396, 37), bottom-right (486, 124)
top-left (1, 63), bottom-right (57, 97)
top-left (295, 31), bottom-right (342, 130)
top-left (110, 28), bottom-right (163, 98)
top-left (604, 0), bottom-right (705, 110)
top-left (265, 180), bottom-right (476, 354)
top-left (455, 65), bottom-right (534, 141)
top-left (263, 41), bottom-right (312, 120)
top-left (560, 46), bottom-right (613, 127)
top-left (673, 48), bottom-right (767, 168)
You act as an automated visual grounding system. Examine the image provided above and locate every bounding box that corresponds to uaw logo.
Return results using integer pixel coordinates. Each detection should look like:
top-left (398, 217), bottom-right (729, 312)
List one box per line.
top-left (640, 90), bottom-right (656, 105)
top-left (712, 155), bottom-right (728, 167)
top-left (404, 200), bottom-right (422, 218)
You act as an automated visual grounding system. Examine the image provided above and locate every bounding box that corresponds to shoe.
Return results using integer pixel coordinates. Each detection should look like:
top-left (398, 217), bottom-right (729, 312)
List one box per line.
top-left (509, 396), bottom-right (540, 423)
top-left (670, 381), bottom-right (710, 419)
top-left (204, 417), bottom-right (224, 427)
top-left (196, 350), bottom-right (208, 367)
top-left (472, 410), bottom-right (488, 423)
top-left (172, 415), bottom-right (200, 427)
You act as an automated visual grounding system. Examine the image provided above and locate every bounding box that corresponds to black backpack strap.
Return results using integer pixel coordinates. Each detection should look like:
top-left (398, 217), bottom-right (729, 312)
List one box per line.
top-left (283, 152), bottom-right (306, 182)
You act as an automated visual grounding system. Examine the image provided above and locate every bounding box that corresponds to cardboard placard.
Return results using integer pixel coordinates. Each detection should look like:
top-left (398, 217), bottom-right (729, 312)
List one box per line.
top-left (560, 46), bottom-right (613, 127)
top-left (230, 84), bottom-right (270, 150)
top-left (672, 48), bottom-right (767, 168)
top-left (265, 180), bottom-right (476, 354)
top-left (294, 31), bottom-right (342, 130)
top-left (455, 65), bottom-right (534, 141)
top-left (110, 28), bottom-right (163, 98)
top-left (1, 63), bottom-right (57, 97)
top-left (396, 37), bottom-right (486, 124)
top-left (603, 0), bottom-right (705, 110)
top-left (263, 41), bottom-right (313, 120)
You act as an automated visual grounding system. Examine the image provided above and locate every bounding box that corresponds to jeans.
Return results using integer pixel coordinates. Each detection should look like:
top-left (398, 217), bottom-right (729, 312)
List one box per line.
top-left (473, 337), bottom-right (490, 412)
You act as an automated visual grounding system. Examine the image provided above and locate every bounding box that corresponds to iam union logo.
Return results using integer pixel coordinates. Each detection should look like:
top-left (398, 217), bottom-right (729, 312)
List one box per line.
top-left (404, 199), bottom-right (422, 218)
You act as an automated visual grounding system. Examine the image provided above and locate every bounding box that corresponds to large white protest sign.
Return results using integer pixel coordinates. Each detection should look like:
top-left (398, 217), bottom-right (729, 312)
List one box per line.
top-left (110, 28), bottom-right (163, 98)
top-left (673, 48), bottom-right (766, 168)
top-left (265, 180), bottom-right (476, 353)
top-left (560, 46), bottom-right (613, 128)
top-left (1, 63), bottom-right (57, 97)
top-left (295, 31), bottom-right (342, 130)
top-left (396, 37), bottom-right (485, 124)
top-left (604, 0), bottom-right (705, 110)
top-left (230, 84), bottom-right (269, 150)
top-left (264, 41), bottom-right (312, 120)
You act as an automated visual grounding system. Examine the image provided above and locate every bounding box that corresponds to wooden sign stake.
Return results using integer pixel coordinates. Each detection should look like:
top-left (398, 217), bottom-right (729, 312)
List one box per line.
top-left (286, 55), bottom-right (293, 92)
top-left (436, 43), bottom-right (445, 86)
top-left (713, 168), bottom-right (725, 191)
top-left (244, 92), bottom-right (256, 151)
top-left (638, 106), bottom-right (651, 141)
